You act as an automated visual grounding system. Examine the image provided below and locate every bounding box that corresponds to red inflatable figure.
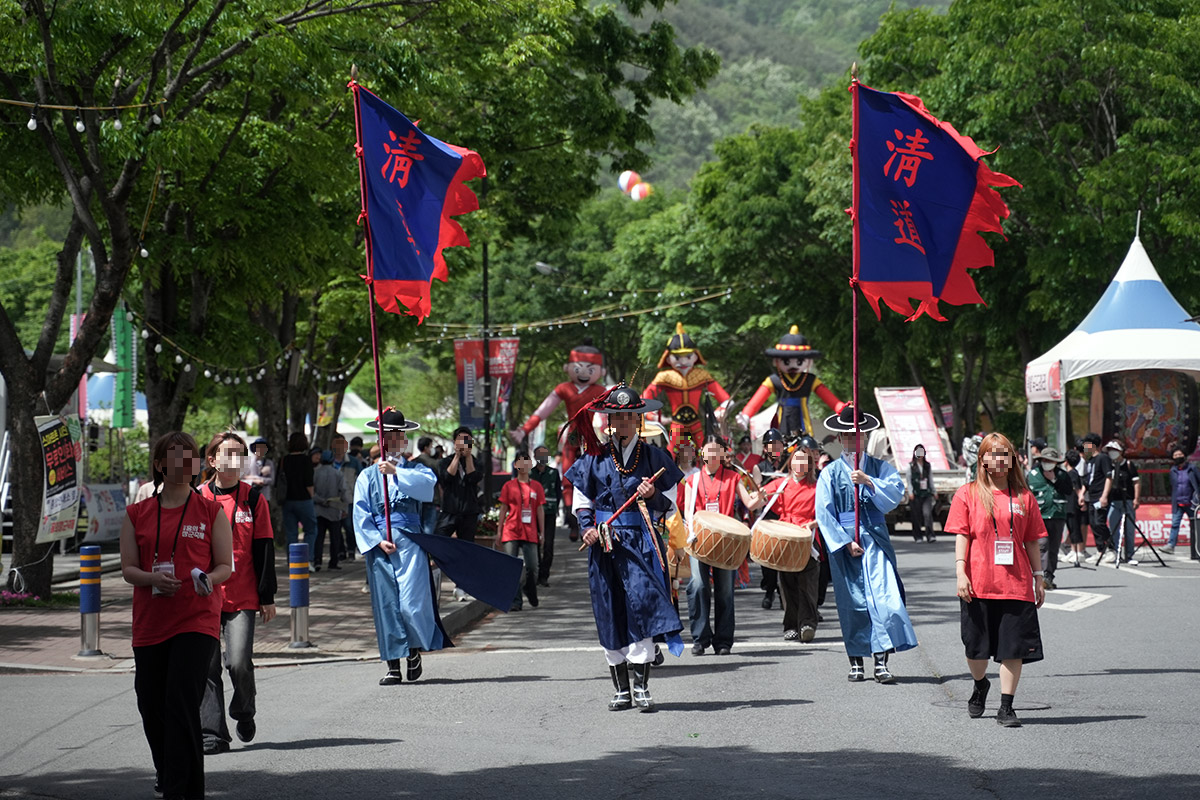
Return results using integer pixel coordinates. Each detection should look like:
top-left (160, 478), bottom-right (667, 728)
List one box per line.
top-left (739, 325), bottom-right (845, 438)
top-left (511, 339), bottom-right (607, 537)
top-left (642, 323), bottom-right (732, 452)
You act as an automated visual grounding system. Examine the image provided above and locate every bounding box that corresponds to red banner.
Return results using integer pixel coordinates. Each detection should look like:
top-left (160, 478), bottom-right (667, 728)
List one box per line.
top-left (454, 338), bottom-right (520, 428)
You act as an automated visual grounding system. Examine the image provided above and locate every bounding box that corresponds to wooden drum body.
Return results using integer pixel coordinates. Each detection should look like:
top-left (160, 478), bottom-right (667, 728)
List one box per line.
top-left (686, 510), bottom-right (752, 570)
top-left (751, 520), bottom-right (814, 572)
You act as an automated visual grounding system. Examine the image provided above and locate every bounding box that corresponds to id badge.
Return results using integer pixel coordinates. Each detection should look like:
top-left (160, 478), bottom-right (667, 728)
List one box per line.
top-left (521, 508), bottom-right (532, 524)
top-left (152, 561), bottom-right (175, 596)
top-left (993, 540), bottom-right (1015, 566)
top-left (705, 502), bottom-right (719, 513)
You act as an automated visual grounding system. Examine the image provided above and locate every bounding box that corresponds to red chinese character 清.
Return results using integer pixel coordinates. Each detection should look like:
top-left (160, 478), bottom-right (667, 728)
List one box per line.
top-left (890, 199), bottom-right (925, 254)
top-left (381, 129), bottom-right (424, 187)
top-left (883, 128), bottom-right (933, 188)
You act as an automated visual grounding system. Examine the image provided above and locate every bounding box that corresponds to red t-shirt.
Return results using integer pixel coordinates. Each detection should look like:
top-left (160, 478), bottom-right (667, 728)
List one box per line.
top-left (689, 466), bottom-right (741, 518)
top-left (761, 477), bottom-right (817, 527)
top-left (201, 481), bottom-right (273, 612)
top-left (128, 492), bottom-right (225, 647)
top-left (736, 452), bottom-right (763, 473)
top-left (500, 478), bottom-right (545, 543)
top-left (945, 485), bottom-right (1048, 602)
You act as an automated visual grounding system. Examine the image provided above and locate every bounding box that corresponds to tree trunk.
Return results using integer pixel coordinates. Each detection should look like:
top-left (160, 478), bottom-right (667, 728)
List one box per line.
top-left (5, 404), bottom-right (54, 596)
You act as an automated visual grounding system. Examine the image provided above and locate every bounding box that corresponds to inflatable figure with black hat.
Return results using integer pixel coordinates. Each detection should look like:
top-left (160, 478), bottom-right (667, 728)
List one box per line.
top-left (643, 322), bottom-right (732, 453)
top-left (739, 325), bottom-right (846, 438)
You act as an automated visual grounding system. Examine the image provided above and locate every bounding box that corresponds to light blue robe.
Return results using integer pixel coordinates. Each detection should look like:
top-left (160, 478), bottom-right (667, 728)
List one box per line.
top-left (815, 454), bottom-right (918, 658)
top-left (354, 461), bottom-right (443, 661)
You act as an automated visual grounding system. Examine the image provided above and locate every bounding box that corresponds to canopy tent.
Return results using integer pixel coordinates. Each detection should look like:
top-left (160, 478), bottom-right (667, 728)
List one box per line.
top-left (1025, 235), bottom-right (1200, 451)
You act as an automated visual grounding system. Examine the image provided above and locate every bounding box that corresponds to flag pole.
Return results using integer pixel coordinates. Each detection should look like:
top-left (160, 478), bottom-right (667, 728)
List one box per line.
top-left (849, 64), bottom-right (862, 546)
top-left (350, 67), bottom-right (393, 544)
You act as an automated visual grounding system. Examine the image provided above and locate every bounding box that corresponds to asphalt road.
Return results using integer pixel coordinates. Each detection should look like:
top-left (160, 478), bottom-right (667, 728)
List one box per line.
top-left (2, 536), bottom-right (1199, 799)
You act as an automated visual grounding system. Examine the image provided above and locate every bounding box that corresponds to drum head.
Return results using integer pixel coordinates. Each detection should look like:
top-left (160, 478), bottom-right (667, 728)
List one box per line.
top-left (693, 510), bottom-right (751, 537)
top-left (755, 519), bottom-right (813, 540)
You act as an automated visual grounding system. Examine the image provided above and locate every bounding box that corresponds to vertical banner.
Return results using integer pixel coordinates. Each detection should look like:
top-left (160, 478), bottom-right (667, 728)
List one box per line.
top-left (873, 388), bottom-right (952, 470)
top-left (454, 338), bottom-right (520, 428)
top-left (316, 392), bottom-right (339, 428)
top-left (36, 415), bottom-right (83, 544)
top-left (112, 308), bottom-right (134, 429)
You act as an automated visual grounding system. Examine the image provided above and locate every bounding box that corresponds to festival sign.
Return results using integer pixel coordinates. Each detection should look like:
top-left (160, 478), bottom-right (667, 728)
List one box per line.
top-left (1121, 504), bottom-right (1190, 547)
top-left (36, 415), bottom-right (82, 544)
top-left (874, 387), bottom-right (952, 470)
top-left (1025, 360), bottom-right (1062, 403)
top-left (454, 338), bottom-right (520, 428)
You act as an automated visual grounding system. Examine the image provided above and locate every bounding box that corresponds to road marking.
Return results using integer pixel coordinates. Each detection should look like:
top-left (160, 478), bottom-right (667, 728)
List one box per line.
top-left (466, 640), bottom-right (842, 656)
top-left (1042, 589), bottom-right (1111, 612)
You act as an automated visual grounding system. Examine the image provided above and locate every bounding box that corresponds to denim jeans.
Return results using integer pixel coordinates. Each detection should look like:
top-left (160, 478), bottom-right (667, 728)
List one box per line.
top-left (282, 499), bottom-right (318, 561)
top-left (201, 609), bottom-right (258, 746)
top-left (503, 540), bottom-right (539, 609)
top-left (1169, 504), bottom-right (1193, 548)
top-left (1107, 500), bottom-right (1137, 558)
top-left (687, 557), bottom-right (735, 650)
top-left (420, 504), bottom-right (439, 537)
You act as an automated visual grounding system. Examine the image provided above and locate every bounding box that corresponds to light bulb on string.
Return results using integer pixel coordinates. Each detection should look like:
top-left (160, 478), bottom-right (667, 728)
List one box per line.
top-left (73, 109), bottom-right (85, 133)
top-left (246, 375), bottom-right (253, 383)
top-left (223, 376), bottom-right (232, 385)
top-left (154, 343), bottom-right (162, 353)
top-left (26, 111), bottom-right (37, 131)
top-left (125, 312), bottom-right (133, 322)
top-left (174, 354), bottom-right (182, 364)
top-left (112, 115), bottom-right (122, 131)
top-left (141, 329), bottom-right (149, 339)
top-left (183, 363), bottom-right (191, 372)
top-left (151, 111), bottom-right (162, 126)
top-left (139, 246), bottom-right (149, 258)
top-left (204, 369), bottom-right (212, 379)
top-left (234, 377), bottom-right (240, 385)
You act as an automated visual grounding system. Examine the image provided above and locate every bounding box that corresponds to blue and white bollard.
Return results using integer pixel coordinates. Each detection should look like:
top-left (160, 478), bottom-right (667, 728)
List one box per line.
top-left (288, 543), bottom-right (313, 649)
top-left (78, 545), bottom-right (103, 657)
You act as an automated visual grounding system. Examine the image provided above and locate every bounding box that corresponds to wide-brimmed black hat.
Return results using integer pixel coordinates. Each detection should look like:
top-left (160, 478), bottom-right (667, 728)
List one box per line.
top-left (593, 382), bottom-right (662, 414)
top-left (765, 325), bottom-right (823, 360)
top-left (366, 407), bottom-right (421, 431)
top-left (824, 404), bottom-right (881, 433)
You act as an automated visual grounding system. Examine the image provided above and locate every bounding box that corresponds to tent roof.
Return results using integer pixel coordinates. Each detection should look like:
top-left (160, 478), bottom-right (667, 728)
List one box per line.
top-left (1027, 236), bottom-right (1200, 385)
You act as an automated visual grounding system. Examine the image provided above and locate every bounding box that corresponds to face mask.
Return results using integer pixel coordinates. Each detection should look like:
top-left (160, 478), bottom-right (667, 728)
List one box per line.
top-left (535, 455), bottom-right (548, 465)
top-left (1175, 456), bottom-right (1187, 466)
top-left (841, 449), bottom-right (856, 466)
top-left (914, 449), bottom-right (925, 459)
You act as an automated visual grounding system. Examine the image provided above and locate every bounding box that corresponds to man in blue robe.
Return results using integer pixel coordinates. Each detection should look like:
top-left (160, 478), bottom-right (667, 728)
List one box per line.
top-left (815, 405), bottom-right (918, 683)
top-left (566, 383), bottom-right (685, 712)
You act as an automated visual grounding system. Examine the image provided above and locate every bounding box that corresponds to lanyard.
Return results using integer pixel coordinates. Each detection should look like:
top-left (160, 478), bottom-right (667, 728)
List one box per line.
top-left (990, 491), bottom-right (1015, 541)
top-left (700, 466), bottom-right (724, 508)
top-left (210, 480), bottom-right (243, 513)
top-left (154, 490), bottom-right (194, 563)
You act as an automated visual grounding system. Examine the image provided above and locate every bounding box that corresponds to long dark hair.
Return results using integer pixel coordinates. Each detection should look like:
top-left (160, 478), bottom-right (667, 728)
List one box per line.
top-left (151, 431), bottom-right (201, 490)
top-left (202, 431), bottom-right (247, 484)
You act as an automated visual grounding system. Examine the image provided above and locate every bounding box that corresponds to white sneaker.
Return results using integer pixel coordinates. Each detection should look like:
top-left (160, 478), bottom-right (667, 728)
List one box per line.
top-left (1087, 552), bottom-right (1103, 565)
top-left (1101, 551), bottom-right (1117, 564)
top-left (1127, 558), bottom-right (1139, 566)
top-left (454, 588), bottom-right (469, 602)
top-left (1063, 551), bottom-right (1077, 564)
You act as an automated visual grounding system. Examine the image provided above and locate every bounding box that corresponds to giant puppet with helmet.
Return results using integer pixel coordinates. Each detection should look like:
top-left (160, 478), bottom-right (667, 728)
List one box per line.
top-left (643, 322), bottom-right (732, 452)
top-left (510, 339), bottom-right (608, 537)
top-left (739, 325), bottom-right (846, 439)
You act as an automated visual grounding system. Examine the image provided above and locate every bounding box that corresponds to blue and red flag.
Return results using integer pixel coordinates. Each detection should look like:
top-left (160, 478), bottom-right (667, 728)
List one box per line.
top-left (351, 82), bottom-right (486, 321)
top-left (850, 82), bottom-right (1020, 321)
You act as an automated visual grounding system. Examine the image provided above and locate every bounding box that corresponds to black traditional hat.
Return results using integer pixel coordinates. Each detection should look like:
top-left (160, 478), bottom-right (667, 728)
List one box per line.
top-left (657, 322), bottom-right (707, 368)
top-left (823, 404), bottom-right (881, 433)
top-left (762, 427), bottom-right (785, 445)
top-left (796, 435), bottom-right (822, 451)
top-left (365, 407), bottom-right (421, 431)
top-left (764, 325), bottom-right (823, 360)
top-left (591, 382), bottom-right (663, 414)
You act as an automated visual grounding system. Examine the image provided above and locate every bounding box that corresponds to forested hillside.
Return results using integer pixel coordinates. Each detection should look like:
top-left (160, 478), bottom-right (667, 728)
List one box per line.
top-left (642, 0), bottom-right (951, 189)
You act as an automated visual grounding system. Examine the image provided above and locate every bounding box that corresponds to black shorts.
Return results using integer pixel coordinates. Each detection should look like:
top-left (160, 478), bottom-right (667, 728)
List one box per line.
top-left (961, 598), bottom-right (1044, 664)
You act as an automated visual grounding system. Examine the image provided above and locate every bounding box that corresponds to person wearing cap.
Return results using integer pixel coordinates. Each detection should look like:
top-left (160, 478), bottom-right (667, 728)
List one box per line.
top-left (642, 322), bottom-right (733, 452)
top-left (1079, 432), bottom-right (1116, 564)
top-left (738, 326), bottom-right (845, 439)
top-left (1104, 439), bottom-right (1140, 564)
top-left (815, 405), bottom-right (917, 683)
top-left (760, 436), bottom-right (823, 642)
top-left (565, 383), bottom-right (686, 712)
top-left (243, 438), bottom-right (275, 504)
top-left (1026, 447), bottom-right (1072, 589)
top-left (752, 428), bottom-right (789, 609)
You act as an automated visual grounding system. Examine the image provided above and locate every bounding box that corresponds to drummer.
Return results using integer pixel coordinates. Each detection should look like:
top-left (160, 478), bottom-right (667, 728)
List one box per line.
top-left (684, 436), bottom-right (763, 656)
top-left (759, 436), bottom-right (822, 642)
top-left (752, 428), bottom-right (788, 609)
top-left (565, 383), bottom-right (685, 712)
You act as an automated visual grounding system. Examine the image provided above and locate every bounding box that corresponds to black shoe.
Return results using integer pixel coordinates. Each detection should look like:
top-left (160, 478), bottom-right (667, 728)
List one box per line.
top-left (968, 678), bottom-right (990, 718)
top-left (848, 657), bottom-right (865, 682)
top-left (328, 563), bottom-right (342, 570)
top-left (313, 565), bottom-right (321, 573)
top-left (630, 663), bottom-right (656, 712)
top-left (235, 717), bottom-right (256, 743)
top-left (509, 603), bottom-right (522, 612)
top-left (203, 738), bottom-right (230, 756)
top-left (568, 529), bottom-right (580, 542)
top-left (873, 659), bottom-right (896, 684)
top-left (691, 642), bottom-right (706, 656)
top-left (380, 659), bottom-right (403, 685)
top-left (526, 587), bottom-right (539, 608)
top-left (761, 592), bottom-right (774, 609)
top-left (609, 663), bottom-right (632, 711)
top-left (406, 651), bottom-right (423, 681)
top-left (817, 613), bottom-right (825, 622)
top-left (928, 536), bottom-right (937, 543)
top-left (537, 580), bottom-right (550, 587)
top-left (996, 706), bottom-right (1021, 727)
top-left (652, 644), bottom-right (665, 667)
top-left (715, 646), bottom-right (732, 656)
top-left (913, 535), bottom-right (921, 542)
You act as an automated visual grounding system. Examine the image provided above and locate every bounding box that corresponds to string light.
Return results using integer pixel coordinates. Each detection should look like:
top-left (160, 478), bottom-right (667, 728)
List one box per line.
top-left (26, 111), bottom-right (36, 131)
top-left (73, 109), bottom-right (84, 133)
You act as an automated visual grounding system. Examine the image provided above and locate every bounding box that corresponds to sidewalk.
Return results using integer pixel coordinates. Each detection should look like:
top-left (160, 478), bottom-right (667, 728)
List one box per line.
top-left (0, 551), bottom-right (495, 673)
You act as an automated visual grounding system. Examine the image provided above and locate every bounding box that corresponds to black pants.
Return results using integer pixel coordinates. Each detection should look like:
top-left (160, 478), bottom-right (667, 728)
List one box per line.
top-left (1088, 503), bottom-right (1114, 552)
top-left (780, 558), bottom-right (820, 631)
top-left (315, 517), bottom-right (342, 567)
top-left (436, 512), bottom-right (478, 543)
top-left (134, 632), bottom-right (219, 800)
top-left (1065, 509), bottom-right (1084, 544)
top-left (760, 566), bottom-right (778, 595)
top-left (1040, 517), bottom-right (1064, 581)
top-left (537, 507), bottom-right (557, 583)
top-left (911, 495), bottom-right (935, 540)
top-left (815, 532), bottom-right (832, 606)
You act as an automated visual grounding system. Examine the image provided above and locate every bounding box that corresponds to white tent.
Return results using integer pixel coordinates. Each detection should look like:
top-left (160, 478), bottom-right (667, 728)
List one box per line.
top-left (1025, 235), bottom-right (1200, 449)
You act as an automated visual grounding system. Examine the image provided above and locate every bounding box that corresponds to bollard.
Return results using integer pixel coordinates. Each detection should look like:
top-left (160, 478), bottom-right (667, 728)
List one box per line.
top-left (288, 543), bottom-right (314, 649)
top-left (77, 545), bottom-right (103, 657)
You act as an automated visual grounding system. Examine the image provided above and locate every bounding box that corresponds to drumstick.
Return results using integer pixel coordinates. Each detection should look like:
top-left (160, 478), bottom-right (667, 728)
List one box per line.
top-left (578, 467), bottom-right (668, 551)
top-left (751, 485), bottom-right (788, 533)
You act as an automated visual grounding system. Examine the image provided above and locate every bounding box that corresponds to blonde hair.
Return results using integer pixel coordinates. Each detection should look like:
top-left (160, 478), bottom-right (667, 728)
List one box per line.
top-left (970, 432), bottom-right (1029, 513)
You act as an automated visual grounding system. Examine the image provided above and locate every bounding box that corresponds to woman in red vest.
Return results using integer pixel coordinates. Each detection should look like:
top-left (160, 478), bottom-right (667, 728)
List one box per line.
top-left (120, 432), bottom-right (232, 799)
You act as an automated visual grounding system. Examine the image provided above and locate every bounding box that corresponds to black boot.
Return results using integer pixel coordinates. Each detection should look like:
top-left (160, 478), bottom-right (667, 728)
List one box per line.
top-left (761, 589), bottom-right (775, 609)
top-left (380, 659), bottom-right (403, 686)
top-left (873, 652), bottom-right (895, 684)
top-left (630, 662), bottom-right (656, 712)
top-left (847, 656), bottom-right (865, 682)
top-left (406, 651), bottom-right (423, 681)
top-left (608, 664), bottom-right (632, 711)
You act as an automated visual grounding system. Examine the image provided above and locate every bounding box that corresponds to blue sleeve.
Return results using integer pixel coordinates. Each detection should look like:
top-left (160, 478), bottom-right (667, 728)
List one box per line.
top-left (353, 469), bottom-right (384, 552)
top-left (868, 458), bottom-right (905, 514)
top-left (396, 462), bottom-right (437, 503)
